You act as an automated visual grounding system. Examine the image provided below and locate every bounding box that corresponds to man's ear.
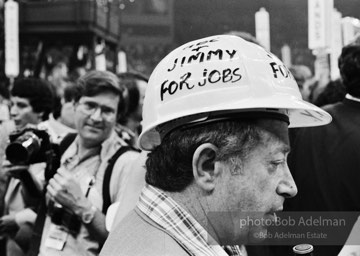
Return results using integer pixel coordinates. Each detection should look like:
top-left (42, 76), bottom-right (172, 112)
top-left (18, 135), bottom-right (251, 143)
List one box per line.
top-left (192, 143), bottom-right (219, 192)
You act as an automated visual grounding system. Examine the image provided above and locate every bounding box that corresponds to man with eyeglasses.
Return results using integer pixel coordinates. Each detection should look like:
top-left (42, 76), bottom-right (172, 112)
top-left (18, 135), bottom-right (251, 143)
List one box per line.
top-left (34, 70), bottom-right (140, 256)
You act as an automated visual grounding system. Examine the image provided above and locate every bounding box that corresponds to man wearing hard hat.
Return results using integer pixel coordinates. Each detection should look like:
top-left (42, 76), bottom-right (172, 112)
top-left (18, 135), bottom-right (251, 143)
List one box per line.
top-left (101, 35), bottom-right (331, 256)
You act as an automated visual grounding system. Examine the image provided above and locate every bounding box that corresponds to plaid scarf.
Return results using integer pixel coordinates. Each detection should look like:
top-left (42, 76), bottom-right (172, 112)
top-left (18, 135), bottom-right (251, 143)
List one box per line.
top-left (137, 184), bottom-right (245, 256)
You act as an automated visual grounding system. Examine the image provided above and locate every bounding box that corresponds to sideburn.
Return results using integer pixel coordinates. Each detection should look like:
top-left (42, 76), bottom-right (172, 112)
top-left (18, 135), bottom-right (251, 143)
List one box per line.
top-left (228, 156), bottom-right (245, 176)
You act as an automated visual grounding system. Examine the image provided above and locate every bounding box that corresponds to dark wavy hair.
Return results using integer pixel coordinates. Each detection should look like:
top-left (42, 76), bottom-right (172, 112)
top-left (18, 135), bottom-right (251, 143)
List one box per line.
top-left (145, 120), bottom-right (263, 192)
top-left (11, 77), bottom-right (54, 121)
top-left (338, 44), bottom-right (360, 97)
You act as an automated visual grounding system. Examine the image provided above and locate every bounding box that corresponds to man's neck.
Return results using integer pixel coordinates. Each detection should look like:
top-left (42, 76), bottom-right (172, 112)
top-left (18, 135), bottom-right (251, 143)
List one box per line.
top-left (77, 139), bottom-right (102, 161)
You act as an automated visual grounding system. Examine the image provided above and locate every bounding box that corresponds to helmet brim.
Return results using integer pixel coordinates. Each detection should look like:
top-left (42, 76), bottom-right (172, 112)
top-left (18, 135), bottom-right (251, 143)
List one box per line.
top-left (138, 95), bottom-right (331, 151)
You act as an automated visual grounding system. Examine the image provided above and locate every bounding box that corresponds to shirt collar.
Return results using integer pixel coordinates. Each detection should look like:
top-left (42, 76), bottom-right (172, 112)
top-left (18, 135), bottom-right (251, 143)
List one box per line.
top-left (137, 184), bottom-right (244, 256)
top-left (100, 130), bottom-right (123, 161)
top-left (62, 129), bottom-right (123, 164)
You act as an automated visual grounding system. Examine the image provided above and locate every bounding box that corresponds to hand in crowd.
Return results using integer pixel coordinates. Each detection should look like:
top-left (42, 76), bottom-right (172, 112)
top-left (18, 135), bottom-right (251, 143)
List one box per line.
top-left (3, 164), bottom-right (29, 180)
top-left (3, 163), bottom-right (43, 199)
top-left (0, 215), bottom-right (19, 237)
top-left (47, 168), bottom-right (91, 216)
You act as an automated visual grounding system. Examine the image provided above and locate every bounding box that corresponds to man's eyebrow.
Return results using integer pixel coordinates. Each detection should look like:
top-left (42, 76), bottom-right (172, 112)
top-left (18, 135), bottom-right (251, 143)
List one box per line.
top-left (281, 144), bottom-right (291, 154)
top-left (82, 100), bottom-right (116, 110)
top-left (274, 143), bottom-right (290, 154)
top-left (80, 98), bottom-right (95, 103)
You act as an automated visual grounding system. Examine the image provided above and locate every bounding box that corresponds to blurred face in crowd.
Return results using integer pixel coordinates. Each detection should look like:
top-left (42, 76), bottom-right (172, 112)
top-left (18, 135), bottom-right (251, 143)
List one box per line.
top-left (134, 80), bottom-right (147, 122)
top-left (300, 78), bottom-right (317, 102)
top-left (290, 66), bottom-right (313, 102)
top-left (75, 91), bottom-right (119, 148)
top-left (48, 62), bottom-right (69, 97)
top-left (10, 96), bottom-right (43, 129)
top-left (205, 120), bottom-right (297, 244)
top-left (60, 99), bottom-right (76, 129)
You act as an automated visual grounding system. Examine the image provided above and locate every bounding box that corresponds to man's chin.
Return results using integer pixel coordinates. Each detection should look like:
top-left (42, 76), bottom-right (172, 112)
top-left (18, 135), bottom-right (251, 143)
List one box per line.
top-left (13, 120), bottom-right (23, 129)
top-left (80, 132), bottom-right (104, 144)
top-left (248, 213), bottom-right (278, 244)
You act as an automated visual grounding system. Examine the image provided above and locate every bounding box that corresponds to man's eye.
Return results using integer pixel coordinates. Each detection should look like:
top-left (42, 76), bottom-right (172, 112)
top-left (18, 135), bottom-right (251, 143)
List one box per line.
top-left (84, 102), bottom-right (97, 110)
top-left (102, 107), bottom-right (115, 114)
top-left (272, 160), bottom-right (285, 166)
top-left (269, 160), bottom-right (285, 172)
top-left (17, 103), bottom-right (28, 109)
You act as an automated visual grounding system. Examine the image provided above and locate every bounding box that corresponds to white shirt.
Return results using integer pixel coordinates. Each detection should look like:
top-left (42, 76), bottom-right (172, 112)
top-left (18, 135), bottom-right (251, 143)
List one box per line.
top-left (39, 131), bottom-right (140, 256)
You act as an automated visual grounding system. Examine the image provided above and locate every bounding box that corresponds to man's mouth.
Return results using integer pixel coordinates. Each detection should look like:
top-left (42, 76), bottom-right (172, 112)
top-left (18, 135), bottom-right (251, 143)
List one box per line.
top-left (13, 120), bottom-right (23, 127)
top-left (269, 208), bottom-right (283, 224)
top-left (85, 124), bottom-right (103, 130)
top-left (272, 212), bottom-right (279, 224)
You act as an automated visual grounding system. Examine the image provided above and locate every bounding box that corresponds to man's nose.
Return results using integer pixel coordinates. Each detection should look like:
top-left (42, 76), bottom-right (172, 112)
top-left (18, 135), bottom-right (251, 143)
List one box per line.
top-left (90, 107), bottom-right (102, 121)
top-left (276, 165), bottom-right (298, 198)
top-left (10, 106), bottom-right (18, 116)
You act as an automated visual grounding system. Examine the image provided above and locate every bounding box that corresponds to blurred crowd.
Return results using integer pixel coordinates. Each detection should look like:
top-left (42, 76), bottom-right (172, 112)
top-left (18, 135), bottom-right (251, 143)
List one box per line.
top-left (0, 61), bottom-right (148, 256)
top-left (123, 43), bottom-right (173, 76)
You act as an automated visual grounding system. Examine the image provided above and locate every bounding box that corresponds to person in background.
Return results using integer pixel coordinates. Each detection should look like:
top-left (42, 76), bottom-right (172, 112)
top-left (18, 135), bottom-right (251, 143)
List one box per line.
top-left (34, 70), bottom-right (140, 256)
top-left (0, 78), bottom-right (54, 256)
top-left (0, 82), bottom-right (13, 256)
top-left (0, 83), bottom-right (10, 125)
top-left (289, 65), bottom-right (314, 102)
top-left (39, 82), bottom-right (79, 144)
top-left (116, 72), bottom-right (148, 149)
top-left (56, 82), bottom-right (79, 130)
top-left (313, 78), bottom-right (346, 107)
top-left (46, 59), bottom-right (69, 99)
top-left (104, 72), bottom-right (149, 230)
top-left (285, 41), bottom-right (360, 256)
top-left (9, 78), bottom-right (54, 132)
top-left (101, 35), bottom-right (331, 256)
top-left (0, 82), bottom-right (12, 167)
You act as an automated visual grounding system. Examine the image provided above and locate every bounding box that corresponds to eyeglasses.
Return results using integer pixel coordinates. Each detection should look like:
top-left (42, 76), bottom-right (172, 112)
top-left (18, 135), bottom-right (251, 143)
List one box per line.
top-left (77, 100), bottom-right (116, 120)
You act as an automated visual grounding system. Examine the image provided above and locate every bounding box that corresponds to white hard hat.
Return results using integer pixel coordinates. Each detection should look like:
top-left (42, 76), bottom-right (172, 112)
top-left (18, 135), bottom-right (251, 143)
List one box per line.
top-left (139, 35), bottom-right (331, 150)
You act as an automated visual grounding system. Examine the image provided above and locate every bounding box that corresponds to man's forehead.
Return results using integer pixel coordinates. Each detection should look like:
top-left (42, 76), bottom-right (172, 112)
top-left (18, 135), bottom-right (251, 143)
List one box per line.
top-left (80, 95), bottom-right (118, 108)
top-left (256, 119), bottom-right (290, 148)
top-left (11, 96), bottom-right (30, 103)
top-left (81, 94), bottom-right (118, 101)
